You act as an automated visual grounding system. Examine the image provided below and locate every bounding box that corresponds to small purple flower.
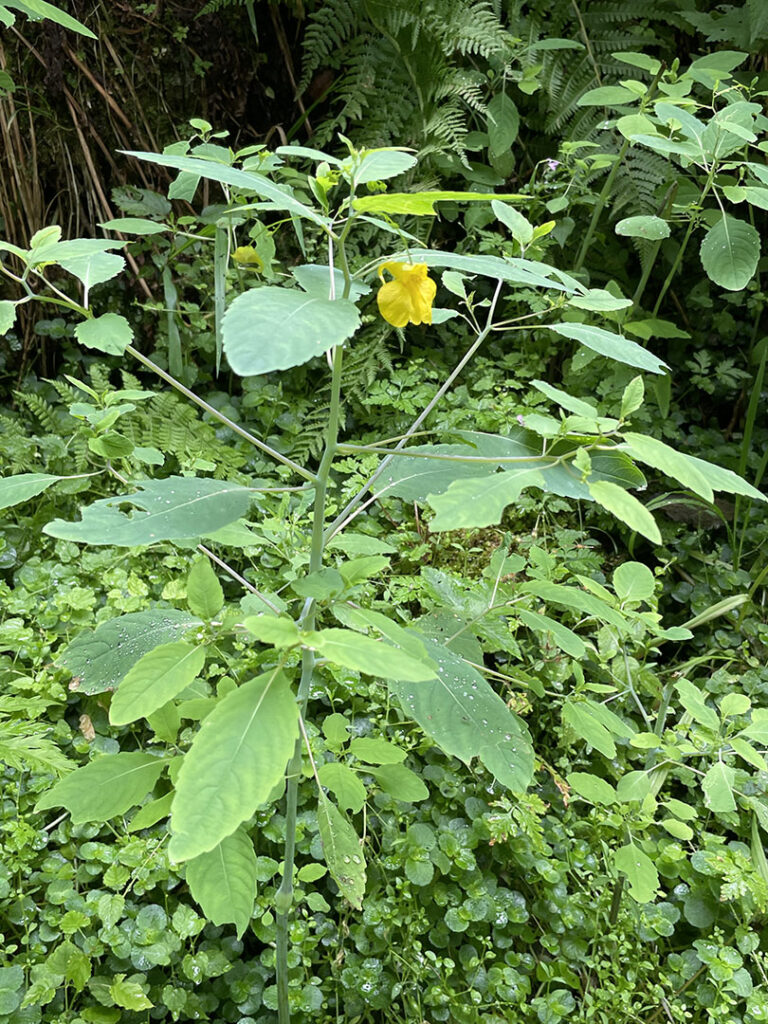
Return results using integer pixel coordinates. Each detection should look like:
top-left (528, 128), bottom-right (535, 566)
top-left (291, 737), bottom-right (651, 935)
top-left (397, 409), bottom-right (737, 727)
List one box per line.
top-left (516, 414), bottom-right (525, 426)
top-left (545, 158), bottom-right (560, 172)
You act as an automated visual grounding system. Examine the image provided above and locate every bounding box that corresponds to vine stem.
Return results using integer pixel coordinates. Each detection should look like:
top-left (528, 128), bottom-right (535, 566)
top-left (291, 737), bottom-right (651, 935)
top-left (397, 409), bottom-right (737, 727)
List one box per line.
top-left (325, 279), bottom-right (504, 543)
top-left (125, 345), bottom-right (316, 483)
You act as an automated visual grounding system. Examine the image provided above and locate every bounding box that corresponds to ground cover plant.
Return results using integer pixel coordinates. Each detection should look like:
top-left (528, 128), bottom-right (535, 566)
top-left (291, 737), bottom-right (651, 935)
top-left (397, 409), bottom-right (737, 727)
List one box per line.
top-left (1, 3), bottom-right (768, 1023)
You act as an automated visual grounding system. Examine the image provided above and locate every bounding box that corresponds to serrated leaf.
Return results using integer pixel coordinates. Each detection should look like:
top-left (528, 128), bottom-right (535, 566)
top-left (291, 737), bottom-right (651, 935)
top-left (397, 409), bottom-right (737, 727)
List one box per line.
top-left (700, 215), bottom-right (760, 291)
top-left (222, 287), bottom-right (360, 376)
top-left (35, 752), bottom-right (166, 823)
top-left (388, 637), bottom-right (534, 792)
top-left (58, 608), bottom-right (201, 695)
top-left (109, 976), bottom-right (152, 1011)
top-left (45, 476), bottom-right (254, 546)
top-left (317, 763), bottom-right (366, 813)
top-left (185, 827), bottom-right (257, 937)
top-left (613, 842), bottom-right (659, 903)
top-left (169, 670), bottom-right (298, 861)
top-left (109, 642), bottom-right (205, 725)
top-left (316, 795), bottom-right (366, 908)
top-left (702, 761), bottom-right (737, 813)
top-left (187, 557), bottom-right (224, 618)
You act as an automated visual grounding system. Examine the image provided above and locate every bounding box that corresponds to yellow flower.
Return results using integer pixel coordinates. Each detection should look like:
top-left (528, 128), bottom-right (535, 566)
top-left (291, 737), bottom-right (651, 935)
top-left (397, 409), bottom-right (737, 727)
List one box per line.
top-left (232, 246), bottom-right (263, 271)
top-left (376, 261), bottom-right (436, 327)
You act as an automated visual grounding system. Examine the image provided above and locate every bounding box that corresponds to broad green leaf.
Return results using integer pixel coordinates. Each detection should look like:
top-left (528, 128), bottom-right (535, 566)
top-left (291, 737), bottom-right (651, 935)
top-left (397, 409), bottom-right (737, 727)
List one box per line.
top-left (588, 480), bottom-right (661, 544)
top-left (31, 239), bottom-right (125, 288)
top-left (487, 93), bottom-right (520, 156)
top-left (578, 84), bottom-right (639, 106)
top-left (316, 794), bottom-right (366, 909)
top-left (613, 562), bottom-right (655, 604)
top-left (98, 217), bottom-right (167, 234)
top-left (242, 615), bottom-right (301, 647)
top-left (109, 975), bottom-right (152, 1011)
top-left (562, 701), bottom-right (616, 758)
top-left (615, 216), bottom-right (670, 240)
top-left (377, 444), bottom-right (495, 503)
top-left (674, 679), bottom-right (719, 730)
top-left (569, 288), bottom-right (633, 312)
top-left (492, 200), bottom-right (533, 245)
top-left (613, 843), bottom-right (659, 903)
top-left (516, 608), bottom-right (585, 658)
top-left (45, 476), bottom-right (254, 546)
top-left (332, 605), bottom-right (429, 662)
top-left (388, 637), bottom-right (534, 792)
top-left (169, 670), bottom-right (298, 861)
top-left (618, 433), bottom-right (714, 502)
top-left (352, 191), bottom-right (527, 216)
top-left (35, 752), bottom-right (166, 822)
top-left (127, 792), bottom-right (174, 832)
top-left (349, 148), bottom-right (417, 184)
top-left (185, 827), bottom-right (257, 937)
top-left (4, 0), bottom-right (96, 36)
top-left (531, 379), bottom-right (598, 417)
top-left (0, 472), bottom-right (67, 510)
top-left (0, 300), bottom-right (16, 333)
top-left (547, 322), bottom-right (667, 374)
top-left (317, 762), bottom-right (366, 813)
top-left (700, 215), bottom-right (760, 291)
top-left (292, 264), bottom-right (369, 301)
top-left (187, 557), bottom-right (224, 619)
top-left (681, 452), bottom-right (766, 502)
top-left (304, 628), bottom-right (437, 682)
top-left (702, 761), bottom-right (737, 813)
top-left (367, 763), bottom-right (428, 802)
top-left (382, 248), bottom-right (573, 292)
top-left (616, 771), bottom-right (651, 802)
top-left (731, 738), bottom-right (767, 772)
top-left (741, 710), bottom-right (768, 744)
top-left (429, 468), bottom-right (545, 531)
top-left (521, 580), bottom-right (627, 630)
top-left (620, 377), bottom-right (645, 418)
top-left (222, 287), bottom-right (360, 376)
top-left (566, 772), bottom-right (617, 804)
top-left (348, 737), bottom-right (407, 764)
top-left (109, 642), bottom-right (205, 725)
top-left (720, 693), bottom-right (751, 719)
top-left (291, 567), bottom-right (345, 600)
top-left (58, 608), bottom-right (201, 696)
top-left (122, 151), bottom-right (329, 228)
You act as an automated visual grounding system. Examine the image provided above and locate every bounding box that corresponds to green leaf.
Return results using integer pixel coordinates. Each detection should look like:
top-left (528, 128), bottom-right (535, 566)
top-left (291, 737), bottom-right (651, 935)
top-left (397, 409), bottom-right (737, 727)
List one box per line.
top-left (75, 315), bottom-right (133, 360)
top-left (521, 580), bottom-right (627, 630)
top-left (185, 827), bottom-right (257, 938)
top-left (58, 608), bottom-right (201, 696)
top-left (291, 567), bottom-right (345, 600)
top-left (567, 772), bottom-right (617, 804)
top-left (617, 433), bottom-right (714, 502)
top-left (122, 151), bottom-right (329, 228)
top-left (731, 738), bottom-right (767, 772)
top-left (4, 0), bottom-right (96, 37)
top-left (381, 248), bottom-right (573, 292)
top-left (98, 217), bottom-right (167, 234)
top-left (31, 239), bottom-right (125, 287)
top-left (588, 480), bottom-right (661, 544)
top-left (187, 557), bottom-right (224, 618)
top-left (109, 975), bottom-right (153, 1011)
top-left (700, 215), bottom-right (760, 291)
top-left (367, 763), bottom-right (428, 802)
top-left (316, 794), bottom-right (366, 909)
top-left (569, 288), bottom-right (633, 312)
top-left (674, 679), bottom-right (719, 731)
top-left (741, 710), bottom-right (768, 744)
top-left (613, 561), bottom-right (655, 604)
top-left (0, 300), bottom-right (17, 333)
top-left (620, 377), bottom-right (645, 418)
top-left (578, 84), bottom-right (639, 106)
top-left (0, 472), bottom-right (67, 510)
top-left (348, 737), bottom-right (407, 764)
top-left (702, 761), bottom-right (737, 813)
top-left (531, 379), bottom-right (598, 417)
top-left (127, 792), bottom-right (174, 832)
top-left (615, 215), bottom-right (670, 240)
top-left (487, 93), bottom-right (520, 156)
top-left (547, 322), bottom-right (667, 374)
top-left (388, 637), bottom-right (534, 792)
top-left (222, 287), bottom-right (360, 376)
top-left (35, 752), bottom-right (166, 823)
top-left (613, 842), bottom-right (659, 903)
top-left (492, 200), bottom-right (533, 245)
top-left (349, 148), bottom-right (417, 184)
top-left (377, 444), bottom-right (495, 504)
top-left (242, 615), bottom-right (301, 647)
top-left (429, 467), bottom-right (545, 531)
top-left (169, 670), bottom-right (299, 861)
top-left (720, 693), bottom-right (751, 719)
top-left (45, 476), bottom-right (254, 546)
top-left (516, 608), bottom-right (585, 658)
top-left (562, 701), bottom-right (616, 758)
top-left (109, 642), bottom-right (206, 725)
top-left (304, 627), bottom-right (437, 682)
top-left (352, 191), bottom-right (527, 217)
top-left (317, 763), bottom-right (366, 813)
top-left (616, 771), bottom-right (651, 802)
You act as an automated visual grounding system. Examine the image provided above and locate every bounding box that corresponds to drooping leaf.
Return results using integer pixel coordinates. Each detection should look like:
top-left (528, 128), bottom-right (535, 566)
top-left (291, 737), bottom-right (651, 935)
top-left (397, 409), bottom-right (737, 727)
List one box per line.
top-left (109, 642), bottom-right (206, 725)
top-left (58, 608), bottom-right (202, 695)
top-left (169, 670), bottom-right (299, 861)
top-left (613, 842), bottom-right (659, 903)
top-left (521, 580), bottom-right (627, 630)
top-left (562, 701), bottom-right (616, 758)
top-left (3, 0), bottom-right (96, 36)
top-left (31, 239), bottom-right (125, 288)
top-left (45, 477), bottom-right (254, 546)
top-left (35, 752), bottom-right (166, 823)
top-left (516, 608), bottom-right (585, 658)
top-left (618, 433), bottom-right (714, 502)
top-left (352, 191), bottom-right (527, 217)
top-left (185, 827), bottom-right (257, 937)
top-left (316, 794), bottom-right (366, 909)
top-left (700, 214), bottom-right (759, 291)
top-left (388, 637), bottom-right (534, 792)
top-left (222, 287), bottom-right (360, 376)
top-left (588, 480), bottom-right (662, 545)
top-left (547, 322), bottom-right (667, 374)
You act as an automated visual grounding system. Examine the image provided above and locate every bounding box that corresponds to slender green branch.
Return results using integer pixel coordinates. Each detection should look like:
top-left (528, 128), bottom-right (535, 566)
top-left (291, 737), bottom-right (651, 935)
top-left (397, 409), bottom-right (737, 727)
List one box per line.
top-left (125, 345), bottom-right (317, 482)
top-left (652, 168), bottom-right (715, 315)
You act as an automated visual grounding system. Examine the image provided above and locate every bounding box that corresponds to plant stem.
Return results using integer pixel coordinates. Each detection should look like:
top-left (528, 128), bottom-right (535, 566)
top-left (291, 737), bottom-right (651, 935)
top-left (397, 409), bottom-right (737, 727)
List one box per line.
top-left (125, 344), bottom-right (316, 482)
top-left (652, 169), bottom-right (715, 316)
top-left (325, 279), bottom-right (504, 542)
